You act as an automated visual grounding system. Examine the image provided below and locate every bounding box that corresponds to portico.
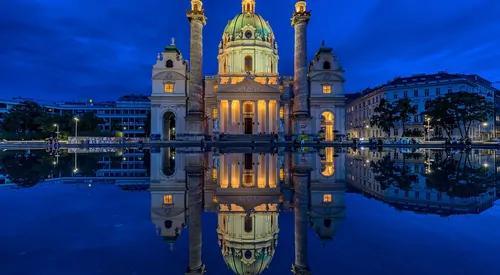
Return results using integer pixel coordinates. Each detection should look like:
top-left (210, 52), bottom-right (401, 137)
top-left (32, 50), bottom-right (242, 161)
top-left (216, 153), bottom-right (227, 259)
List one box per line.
top-left (214, 77), bottom-right (281, 135)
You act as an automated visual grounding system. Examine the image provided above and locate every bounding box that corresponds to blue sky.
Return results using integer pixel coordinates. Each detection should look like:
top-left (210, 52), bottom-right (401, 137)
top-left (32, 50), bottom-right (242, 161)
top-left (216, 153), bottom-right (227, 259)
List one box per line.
top-left (1, 0), bottom-right (499, 101)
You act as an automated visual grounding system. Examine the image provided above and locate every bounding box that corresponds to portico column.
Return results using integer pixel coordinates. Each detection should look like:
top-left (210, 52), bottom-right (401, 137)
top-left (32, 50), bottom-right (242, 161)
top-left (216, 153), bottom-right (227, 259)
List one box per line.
top-left (228, 155), bottom-right (232, 188)
top-left (275, 101), bottom-right (280, 133)
top-left (254, 101), bottom-right (259, 134)
top-left (228, 100), bottom-right (232, 134)
top-left (239, 101), bottom-right (243, 134)
top-left (265, 154), bottom-right (270, 187)
top-left (265, 100), bottom-right (270, 134)
top-left (253, 154), bottom-right (258, 187)
top-left (239, 155), bottom-right (243, 186)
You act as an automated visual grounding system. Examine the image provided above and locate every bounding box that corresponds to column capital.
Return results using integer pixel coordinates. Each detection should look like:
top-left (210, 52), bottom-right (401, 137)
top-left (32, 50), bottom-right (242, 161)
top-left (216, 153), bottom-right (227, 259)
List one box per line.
top-left (291, 12), bottom-right (311, 26)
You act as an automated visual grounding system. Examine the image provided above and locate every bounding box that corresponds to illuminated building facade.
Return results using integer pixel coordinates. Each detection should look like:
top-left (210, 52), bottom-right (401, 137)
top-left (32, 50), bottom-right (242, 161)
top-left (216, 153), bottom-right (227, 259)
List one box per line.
top-left (150, 0), bottom-right (346, 141)
top-left (346, 72), bottom-right (498, 140)
top-left (148, 148), bottom-right (346, 274)
top-left (0, 95), bottom-right (150, 138)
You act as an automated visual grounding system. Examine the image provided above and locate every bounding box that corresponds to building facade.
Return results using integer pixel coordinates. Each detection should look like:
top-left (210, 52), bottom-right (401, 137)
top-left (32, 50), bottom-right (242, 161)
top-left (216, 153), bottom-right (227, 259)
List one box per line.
top-left (346, 72), bottom-right (498, 140)
top-left (149, 148), bottom-right (346, 274)
top-left (0, 95), bottom-right (150, 138)
top-left (150, 0), bottom-right (346, 141)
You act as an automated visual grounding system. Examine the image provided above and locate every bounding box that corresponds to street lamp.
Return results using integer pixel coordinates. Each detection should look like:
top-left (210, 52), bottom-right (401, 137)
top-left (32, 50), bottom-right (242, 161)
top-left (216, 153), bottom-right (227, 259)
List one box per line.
top-left (74, 117), bottom-right (79, 142)
top-left (73, 152), bottom-right (78, 173)
top-left (425, 116), bottom-right (431, 142)
top-left (54, 124), bottom-right (59, 139)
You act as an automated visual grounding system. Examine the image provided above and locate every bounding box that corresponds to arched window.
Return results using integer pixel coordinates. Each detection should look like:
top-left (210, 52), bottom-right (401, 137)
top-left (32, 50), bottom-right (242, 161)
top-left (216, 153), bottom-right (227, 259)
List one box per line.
top-left (194, 4), bottom-right (198, 11)
top-left (247, 3), bottom-right (250, 12)
top-left (244, 56), bottom-right (252, 72)
top-left (166, 60), bottom-right (174, 68)
top-left (244, 216), bottom-right (252, 233)
top-left (323, 61), bottom-right (331, 70)
top-left (270, 60), bottom-right (274, 73)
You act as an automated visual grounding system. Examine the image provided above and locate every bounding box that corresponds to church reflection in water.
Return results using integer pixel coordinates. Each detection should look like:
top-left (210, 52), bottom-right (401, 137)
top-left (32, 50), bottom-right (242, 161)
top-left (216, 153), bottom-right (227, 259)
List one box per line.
top-left (149, 147), bottom-right (346, 274)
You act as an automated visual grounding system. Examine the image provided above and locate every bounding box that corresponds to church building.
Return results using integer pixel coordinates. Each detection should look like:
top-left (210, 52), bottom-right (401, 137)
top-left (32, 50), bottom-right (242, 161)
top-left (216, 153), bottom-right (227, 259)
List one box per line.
top-left (149, 0), bottom-right (346, 141)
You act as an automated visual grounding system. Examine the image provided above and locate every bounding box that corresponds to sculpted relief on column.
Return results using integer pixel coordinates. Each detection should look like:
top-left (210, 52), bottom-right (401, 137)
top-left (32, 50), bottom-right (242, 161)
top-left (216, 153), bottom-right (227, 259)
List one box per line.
top-left (188, 20), bottom-right (204, 114)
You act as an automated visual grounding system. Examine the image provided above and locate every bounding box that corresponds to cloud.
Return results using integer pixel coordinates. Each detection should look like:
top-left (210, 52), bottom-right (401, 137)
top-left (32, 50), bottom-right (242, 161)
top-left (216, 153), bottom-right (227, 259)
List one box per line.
top-left (0, 0), bottom-right (498, 101)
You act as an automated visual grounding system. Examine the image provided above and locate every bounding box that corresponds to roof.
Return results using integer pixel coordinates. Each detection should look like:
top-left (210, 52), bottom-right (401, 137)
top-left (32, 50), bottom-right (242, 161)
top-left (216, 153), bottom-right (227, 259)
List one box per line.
top-left (352, 71), bottom-right (497, 100)
top-left (224, 13), bottom-right (273, 42)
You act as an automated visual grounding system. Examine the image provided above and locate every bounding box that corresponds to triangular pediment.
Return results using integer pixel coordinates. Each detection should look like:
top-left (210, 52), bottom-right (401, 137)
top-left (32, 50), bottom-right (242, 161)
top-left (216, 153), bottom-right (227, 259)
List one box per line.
top-left (310, 72), bottom-right (345, 82)
top-left (218, 78), bottom-right (280, 93)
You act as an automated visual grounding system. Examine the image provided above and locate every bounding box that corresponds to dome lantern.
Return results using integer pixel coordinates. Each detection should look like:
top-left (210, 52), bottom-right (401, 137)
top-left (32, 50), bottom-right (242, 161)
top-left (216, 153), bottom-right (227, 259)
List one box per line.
top-left (242, 0), bottom-right (256, 13)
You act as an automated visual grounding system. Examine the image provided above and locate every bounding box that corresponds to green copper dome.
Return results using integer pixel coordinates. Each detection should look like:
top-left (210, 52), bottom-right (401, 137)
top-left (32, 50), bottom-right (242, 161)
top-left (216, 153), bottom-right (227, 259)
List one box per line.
top-left (223, 13), bottom-right (274, 42)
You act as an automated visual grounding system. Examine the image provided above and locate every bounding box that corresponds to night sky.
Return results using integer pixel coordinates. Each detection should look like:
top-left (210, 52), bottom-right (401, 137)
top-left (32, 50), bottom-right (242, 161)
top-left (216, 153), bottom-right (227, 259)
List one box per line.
top-left (2, 0), bottom-right (499, 101)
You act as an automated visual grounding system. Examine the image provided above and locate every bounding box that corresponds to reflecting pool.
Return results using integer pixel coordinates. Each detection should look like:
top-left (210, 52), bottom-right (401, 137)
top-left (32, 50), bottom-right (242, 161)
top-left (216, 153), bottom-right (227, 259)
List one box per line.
top-left (1, 147), bottom-right (500, 275)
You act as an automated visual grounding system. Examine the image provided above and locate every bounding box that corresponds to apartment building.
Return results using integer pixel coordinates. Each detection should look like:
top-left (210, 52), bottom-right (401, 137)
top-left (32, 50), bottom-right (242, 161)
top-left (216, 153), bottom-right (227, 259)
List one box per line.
top-left (346, 72), bottom-right (499, 140)
top-left (0, 94), bottom-right (150, 137)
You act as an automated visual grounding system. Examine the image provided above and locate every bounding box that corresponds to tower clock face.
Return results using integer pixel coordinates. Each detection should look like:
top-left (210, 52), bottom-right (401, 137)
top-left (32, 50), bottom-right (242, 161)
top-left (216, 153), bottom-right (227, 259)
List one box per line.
top-left (245, 30), bottom-right (252, 38)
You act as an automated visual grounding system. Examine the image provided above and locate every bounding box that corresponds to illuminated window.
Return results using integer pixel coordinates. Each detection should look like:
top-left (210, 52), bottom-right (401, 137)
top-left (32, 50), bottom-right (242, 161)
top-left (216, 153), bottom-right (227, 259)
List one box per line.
top-left (279, 85), bottom-right (284, 93)
top-left (163, 194), bottom-right (173, 205)
top-left (279, 107), bottom-right (284, 119)
top-left (213, 84), bottom-right (218, 93)
top-left (212, 107), bottom-right (218, 119)
top-left (323, 194), bottom-right (332, 204)
top-left (47, 108), bottom-right (52, 112)
top-left (164, 83), bottom-right (174, 93)
top-left (323, 85), bottom-right (332, 94)
top-left (279, 168), bottom-right (284, 181)
top-left (244, 102), bottom-right (253, 113)
top-left (213, 195), bottom-right (217, 203)
top-left (244, 56), bottom-right (253, 71)
top-left (212, 167), bottom-right (217, 181)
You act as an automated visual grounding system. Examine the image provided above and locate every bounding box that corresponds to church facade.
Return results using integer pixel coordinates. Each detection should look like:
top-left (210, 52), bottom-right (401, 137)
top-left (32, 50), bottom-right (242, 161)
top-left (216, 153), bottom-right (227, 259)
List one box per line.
top-left (150, 0), bottom-right (346, 141)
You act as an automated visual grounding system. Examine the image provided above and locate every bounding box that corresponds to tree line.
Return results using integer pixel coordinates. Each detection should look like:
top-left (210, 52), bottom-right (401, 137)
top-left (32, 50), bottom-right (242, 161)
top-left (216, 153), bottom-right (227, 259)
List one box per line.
top-left (0, 100), bottom-right (123, 140)
top-left (369, 91), bottom-right (495, 139)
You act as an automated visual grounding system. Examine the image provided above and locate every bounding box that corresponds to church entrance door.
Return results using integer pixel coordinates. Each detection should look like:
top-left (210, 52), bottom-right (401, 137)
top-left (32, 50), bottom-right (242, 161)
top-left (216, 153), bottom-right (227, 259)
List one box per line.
top-left (244, 118), bottom-right (253, 134)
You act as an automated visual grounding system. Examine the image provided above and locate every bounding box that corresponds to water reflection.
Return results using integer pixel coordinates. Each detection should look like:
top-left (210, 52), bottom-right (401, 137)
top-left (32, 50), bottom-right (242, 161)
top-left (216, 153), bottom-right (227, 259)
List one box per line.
top-left (149, 147), bottom-right (346, 274)
top-left (1, 147), bottom-right (499, 273)
top-left (347, 148), bottom-right (498, 215)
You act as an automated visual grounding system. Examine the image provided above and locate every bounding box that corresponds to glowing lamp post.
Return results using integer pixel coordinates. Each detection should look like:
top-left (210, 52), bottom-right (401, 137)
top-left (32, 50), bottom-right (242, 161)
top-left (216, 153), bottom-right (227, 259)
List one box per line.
top-left (74, 117), bottom-right (79, 143)
top-left (54, 124), bottom-right (60, 139)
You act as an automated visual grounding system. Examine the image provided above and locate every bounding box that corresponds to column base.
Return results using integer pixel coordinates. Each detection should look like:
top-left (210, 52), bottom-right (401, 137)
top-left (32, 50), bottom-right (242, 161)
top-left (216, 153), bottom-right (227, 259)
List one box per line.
top-left (185, 264), bottom-right (206, 275)
top-left (292, 264), bottom-right (311, 275)
top-left (179, 113), bottom-right (205, 141)
top-left (292, 115), bottom-right (312, 140)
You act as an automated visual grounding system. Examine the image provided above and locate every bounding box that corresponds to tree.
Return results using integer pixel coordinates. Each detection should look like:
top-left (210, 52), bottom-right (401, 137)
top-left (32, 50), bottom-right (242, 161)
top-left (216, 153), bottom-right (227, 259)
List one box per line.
top-left (446, 92), bottom-right (495, 138)
top-left (77, 112), bottom-right (105, 132)
top-left (370, 99), bottom-right (396, 137)
top-left (421, 97), bottom-right (458, 139)
top-left (0, 101), bottom-right (46, 133)
top-left (393, 98), bottom-right (417, 137)
top-left (424, 151), bottom-right (493, 198)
